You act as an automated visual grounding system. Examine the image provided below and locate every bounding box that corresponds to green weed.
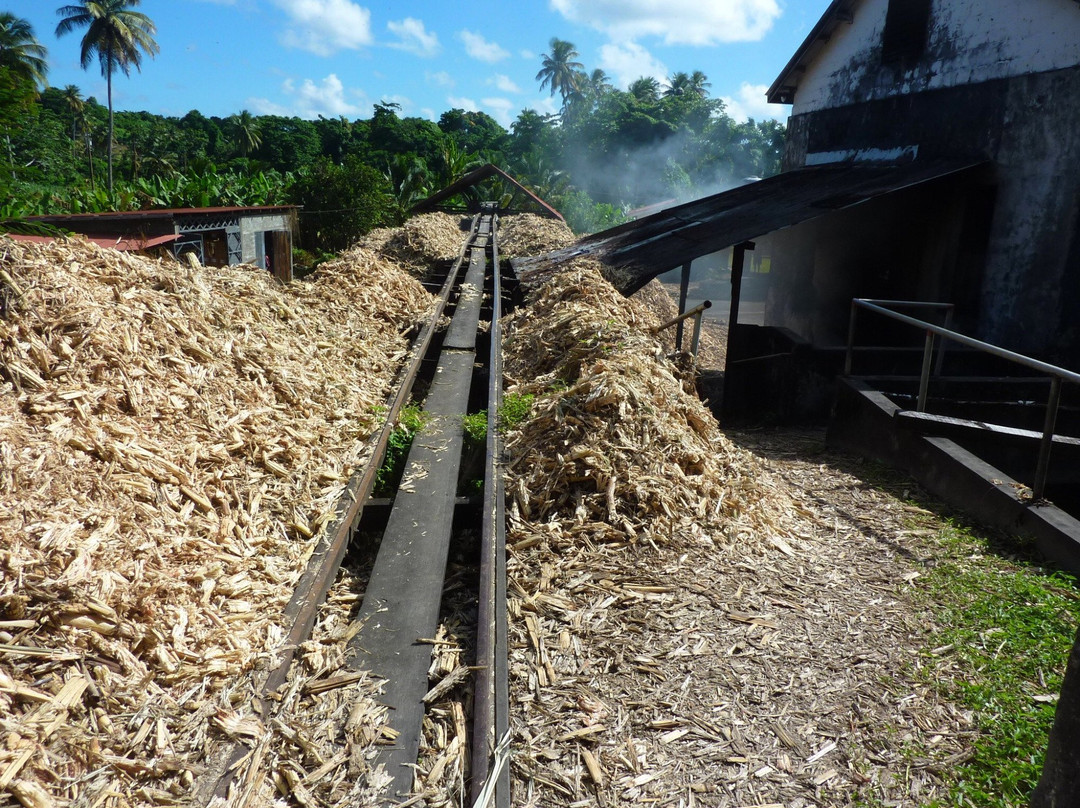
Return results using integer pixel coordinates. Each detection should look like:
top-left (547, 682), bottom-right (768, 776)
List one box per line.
top-left (374, 404), bottom-right (425, 496)
top-left (498, 392), bottom-right (534, 432)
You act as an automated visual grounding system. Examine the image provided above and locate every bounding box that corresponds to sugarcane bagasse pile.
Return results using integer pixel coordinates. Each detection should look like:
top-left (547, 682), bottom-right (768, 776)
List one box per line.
top-left (2, 213), bottom-right (978, 808)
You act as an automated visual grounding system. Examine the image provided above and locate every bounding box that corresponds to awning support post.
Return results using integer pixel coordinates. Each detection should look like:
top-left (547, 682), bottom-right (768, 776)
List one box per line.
top-left (675, 261), bottom-right (692, 350)
top-left (726, 241), bottom-right (756, 361)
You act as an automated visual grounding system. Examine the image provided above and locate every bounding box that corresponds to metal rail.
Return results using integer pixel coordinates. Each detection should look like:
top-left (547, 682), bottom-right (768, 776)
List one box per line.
top-left (845, 297), bottom-right (1080, 499)
top-left (472, 203), bottom-right (510, 807)
top-left (205, 215), bottom-right (482, 803)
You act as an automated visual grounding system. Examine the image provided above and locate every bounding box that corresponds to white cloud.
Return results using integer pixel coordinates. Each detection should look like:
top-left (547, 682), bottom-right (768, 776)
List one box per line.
top-left (721, 82), bottom-right (788, 122)
top-left (490, 74), bottom-right (522, 93)
top-left (387, 17), bottom-right (439, 57)
top-left (249, 97), bottom-right (290, 116)
top-left (458, 30), bottom-right (510, 63)
top-left (272, 0), bottom-right (372, 56)
top-left (254, 74), bottom-right (365, 118)
top-left (481, 96), bottom-right (517, 126)
top-left (550, 0), bottom-right (781, 45)
top-left (598, 41), bottom-right (667, 89)
top-left (525, 96), bottom-right (560, 116)
top-left (519, 49), bottom-right (536, 60)
top-left (420, 107), bottom-right (437, 120)
top-left (447, 95), bottom-right (479, 112)
top-left (426, 70), bottom-right (455, 88)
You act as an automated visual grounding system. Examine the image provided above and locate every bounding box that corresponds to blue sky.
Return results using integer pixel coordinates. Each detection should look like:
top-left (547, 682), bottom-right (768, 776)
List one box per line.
top-left (8, 0), bottom-right (832, 127)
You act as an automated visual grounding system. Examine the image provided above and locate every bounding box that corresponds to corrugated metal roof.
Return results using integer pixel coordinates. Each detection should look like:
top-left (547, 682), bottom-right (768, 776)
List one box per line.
top-left (514, 158), bottom-right (989, 295)
top-left (26, 205), bottom-right (299, 224)
top-left (5, 232), bottom-right (182, 251)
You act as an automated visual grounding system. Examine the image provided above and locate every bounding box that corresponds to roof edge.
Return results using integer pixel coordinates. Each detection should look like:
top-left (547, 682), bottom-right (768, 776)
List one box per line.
top-left (767, 0), bottom-right (856, 105)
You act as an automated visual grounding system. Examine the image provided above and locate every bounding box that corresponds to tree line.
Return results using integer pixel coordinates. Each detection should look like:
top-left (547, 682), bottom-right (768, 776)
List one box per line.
top-left (1, 7), bottom-right (786, 259)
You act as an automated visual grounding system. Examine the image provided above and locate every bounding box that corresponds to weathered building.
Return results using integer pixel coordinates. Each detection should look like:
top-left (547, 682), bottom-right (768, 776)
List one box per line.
top-left (28, 206), bottom-right (299, 282)
top-left (768, 0), bottom-right (1080, 362)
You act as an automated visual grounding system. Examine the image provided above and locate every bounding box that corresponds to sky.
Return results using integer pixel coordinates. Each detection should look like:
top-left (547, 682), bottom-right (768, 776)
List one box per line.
top-left (8, 0), bottom-right (833, 127)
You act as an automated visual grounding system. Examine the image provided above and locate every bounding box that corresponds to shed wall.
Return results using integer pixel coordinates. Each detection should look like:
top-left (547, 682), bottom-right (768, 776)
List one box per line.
top-left (793, 0), bottom-right (1080, 115)
top-left (783, 66), bottom-right (1080, 363)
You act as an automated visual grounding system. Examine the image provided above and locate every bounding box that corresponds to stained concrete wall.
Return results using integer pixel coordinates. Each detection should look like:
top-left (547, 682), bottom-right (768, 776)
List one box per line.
top-left (792, 0), bottom-right (1080, 116)
top-left (782, 66), bottom-right (1080, 363)
top-left (764, 173), bottom-right (989, 347)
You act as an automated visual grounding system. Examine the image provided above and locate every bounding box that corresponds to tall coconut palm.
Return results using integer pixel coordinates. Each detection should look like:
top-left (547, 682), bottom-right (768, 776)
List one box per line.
top-left (56, 0), bottom-right (159, 196)
top-left (0, 13), bottom-right (48, 90)
top-left (227, 109), bottom-right (261, 159)
top-left (536, 38), bottom-right (584, 112)
top-left (61, 84), bottom-right (84, 156)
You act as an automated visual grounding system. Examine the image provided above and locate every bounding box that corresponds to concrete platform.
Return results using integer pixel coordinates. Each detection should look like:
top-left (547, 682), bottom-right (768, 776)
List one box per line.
top-left (827, 377), bottom-right (1080, 575)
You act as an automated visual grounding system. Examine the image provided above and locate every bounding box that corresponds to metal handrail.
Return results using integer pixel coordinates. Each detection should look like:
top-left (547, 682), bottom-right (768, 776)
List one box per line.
top-left (846, 298), bottom-right (1080, 500)
top-left (655, 300), bottom-right (711, 360)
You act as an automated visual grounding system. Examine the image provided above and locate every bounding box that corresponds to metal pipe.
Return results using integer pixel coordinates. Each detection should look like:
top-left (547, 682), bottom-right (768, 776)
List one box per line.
top-left (655, 300), bottom-right (711, 334)
top-left (1035, 376), bottom-right (1062, 501)
top-left (917, 329), bottom-right (934, 412)
top-left (934, 306), bottom-right (955, 376)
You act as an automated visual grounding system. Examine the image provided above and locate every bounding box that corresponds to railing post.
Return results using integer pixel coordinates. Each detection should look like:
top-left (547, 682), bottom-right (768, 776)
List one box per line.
top-left (934, 306), bottom-right (954, 376)
top-left (690, 310), bottom-right (704, 359)
top-left (917, 329), bottom-right (935, 412)
top-left (845, 301), bottom-right (859, 376)
top-left (1034, 375), bottom-right (1062, 501)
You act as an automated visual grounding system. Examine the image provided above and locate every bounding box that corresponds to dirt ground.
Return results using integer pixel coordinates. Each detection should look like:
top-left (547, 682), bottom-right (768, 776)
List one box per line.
top-left (508, 424), bottom-right (982, 807)
top-left (502, 268), bottom-right (992, 807)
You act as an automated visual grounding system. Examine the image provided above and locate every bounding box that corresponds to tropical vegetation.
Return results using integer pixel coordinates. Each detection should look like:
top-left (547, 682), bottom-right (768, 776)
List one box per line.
top-left (0, 12), bottom-right (786, 256)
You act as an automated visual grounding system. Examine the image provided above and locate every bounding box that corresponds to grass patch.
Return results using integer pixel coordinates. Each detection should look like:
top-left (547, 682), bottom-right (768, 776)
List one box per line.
top-left (374, 404), bottom-right (425, 496)
top-left (498, 392), bottom-right (534, 432)
top-left (912, 518), bottom-right (1080, 807)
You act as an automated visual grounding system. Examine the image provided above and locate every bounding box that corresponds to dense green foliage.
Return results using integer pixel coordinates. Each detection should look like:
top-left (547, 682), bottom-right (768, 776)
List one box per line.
top-left (1, 14), bottom-right (786, 251)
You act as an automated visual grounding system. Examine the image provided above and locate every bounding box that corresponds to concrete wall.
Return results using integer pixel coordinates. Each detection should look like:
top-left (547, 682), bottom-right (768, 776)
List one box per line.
top-left (793, 0), bottom-right (1080, 116)
top-left (764, 174), bottom-right (988, 347)
top-left (239, 214), bottom-right (292, 265)
top-left (782, 67), bottom-right (1080, 363)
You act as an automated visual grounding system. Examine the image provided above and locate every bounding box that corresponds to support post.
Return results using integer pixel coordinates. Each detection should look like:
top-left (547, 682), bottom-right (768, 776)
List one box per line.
top-left (675, 261), bottom-right (692, 350)
top-left (917, 329), bottom-right (935, 412)
top-left (721, 241), bottom-right (755, 422)
top-left (1034, 375), bottom-right (1062, 501)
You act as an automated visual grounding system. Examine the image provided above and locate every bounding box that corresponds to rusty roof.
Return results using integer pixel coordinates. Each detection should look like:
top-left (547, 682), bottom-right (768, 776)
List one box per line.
top-left (26, 205), bottom-right (299, 224)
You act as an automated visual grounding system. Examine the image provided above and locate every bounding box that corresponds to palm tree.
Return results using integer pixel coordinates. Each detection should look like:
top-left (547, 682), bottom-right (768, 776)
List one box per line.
top-left (61, 84), bottom-right (84, 157)
top-left (688, 70), bottom-right (712, 98)
top-left (56, 0), bottom-right (159, 196)
top-left (0, 13), bottom-right (48, 90)
top-left (665, 70), bottom-right (711, 99)
top-left (628, 76), bottom-right (661, 104)
top-left (227, 109), bottom-right (261, 158)
top-left (665, 71), bottom-right (692, 98)
top-left (536, 38), bottom-right (584, 112)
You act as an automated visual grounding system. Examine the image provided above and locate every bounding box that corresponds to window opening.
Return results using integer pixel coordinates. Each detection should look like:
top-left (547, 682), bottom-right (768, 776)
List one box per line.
top-left (882, 0), bottom-right (932, 65)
